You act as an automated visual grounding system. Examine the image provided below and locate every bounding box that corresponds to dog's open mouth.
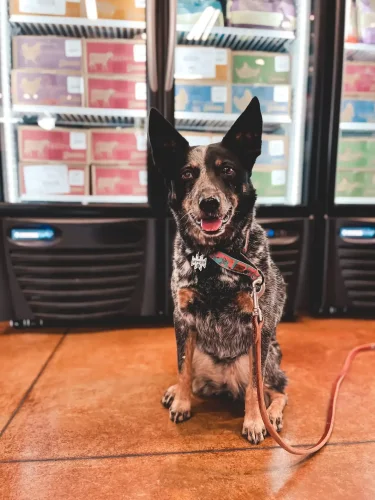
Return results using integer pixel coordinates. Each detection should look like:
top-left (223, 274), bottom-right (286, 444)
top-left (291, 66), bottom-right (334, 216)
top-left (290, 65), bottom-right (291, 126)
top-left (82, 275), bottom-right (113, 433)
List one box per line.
top-left (191, 208), bottom-right (233, 235)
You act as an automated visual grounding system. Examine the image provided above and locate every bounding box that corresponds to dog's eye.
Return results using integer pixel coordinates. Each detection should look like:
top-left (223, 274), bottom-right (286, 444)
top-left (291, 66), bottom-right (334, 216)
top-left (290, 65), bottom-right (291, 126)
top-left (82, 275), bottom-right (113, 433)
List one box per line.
top-left (221, 166), bottom-right (236, 178)
top-left (181, 168), bottom-right (194, 180)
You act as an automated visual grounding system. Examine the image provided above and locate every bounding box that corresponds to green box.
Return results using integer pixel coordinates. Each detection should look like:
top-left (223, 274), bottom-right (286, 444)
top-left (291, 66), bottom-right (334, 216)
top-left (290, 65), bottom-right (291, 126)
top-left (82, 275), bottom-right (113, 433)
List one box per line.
top-left (232, 52), bottom-right (290, 85)
top-left (335, 169), bottom-right (375, 197)
top-left (338, 137), bottom-right (375, 169)
top-left (251, 168), bottom-right (287, 198)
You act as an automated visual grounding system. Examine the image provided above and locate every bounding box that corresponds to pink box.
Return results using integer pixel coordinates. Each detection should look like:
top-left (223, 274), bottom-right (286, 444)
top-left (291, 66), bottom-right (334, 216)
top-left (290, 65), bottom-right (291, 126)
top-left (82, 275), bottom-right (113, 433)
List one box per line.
top-left (12, 70), bottom-right (84, 106)
top-left (84, 39), bottom-right (146, 75)
top-left (86, 75), bottom-right (146, 109)
top-left (90, 128), bottom-right (146, 164)
top-left (18, 126), bottom-right (89, 163)
top-left (344, 62), bottom-right (375, 93)
top-left (91, 165), bottom-right (147, 196)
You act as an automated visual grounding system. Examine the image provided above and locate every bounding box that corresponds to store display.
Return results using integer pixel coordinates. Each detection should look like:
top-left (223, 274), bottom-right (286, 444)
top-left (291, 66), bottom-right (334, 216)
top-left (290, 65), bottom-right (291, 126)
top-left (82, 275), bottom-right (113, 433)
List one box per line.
top-left (175, 47), bottom-right (231, 82)
top-left (177, 0), bottom-right (224, 26)
top-left (18, 126), bottom-right (89, 163)
top-left (251, 167), bottom-right (287, 198)
top-left (96, 0), bottom-right (145, 21)
top-left (89, 128), bottom-right (147, 164)
top-left (13, 36), bottom-right (83, 72)
top-left (231, 84), bottom-right (291, 115)
top-left (336, 169), bottom-right (375, 197)
top-left (337, 137), bottom-right (375, 169)
top-left (84, 39), bottom-right (146, 76)
top-left (227, 0), bottom-right (296, 30)
top-left (256, 135), bottom-right (288, 167)
top-left (19, 163), bottom-right (89, 196)
top-left (91, 165), bottom-right (147, 196)
top-left (341, 97), bottom-right (375, 122)
top-left (12, 70), bottom-right (84, 106)
top-left (232, 52), bottom-right (290, 85)
top-left (10, 0), bottom-right (83, 17)
top-left (343, 62), bottom-right (375, 93)
top-left (86, 75), bottom-right (146, 109)
top-left (357, 0), bottom-right (375, 44)
top-left (175, 81), bottom-right (231, 113)
top-left (180, 131), bottom-right (214, 146)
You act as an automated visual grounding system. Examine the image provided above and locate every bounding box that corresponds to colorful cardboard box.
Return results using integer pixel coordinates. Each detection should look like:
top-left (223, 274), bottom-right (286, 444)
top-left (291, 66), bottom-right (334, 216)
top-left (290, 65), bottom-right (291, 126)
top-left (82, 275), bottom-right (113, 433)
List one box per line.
top-left (84, 39), bottom-right (146, 76)
top-left (89, 128), bottom-right (146, 164)
top-left (232, 52), bottom-right (290, 85)
top-left (91, 165), bottom-right (147, 196)
top-left (96, 0), bottom-right (145, 21)
top-left (227, 0), bottom-right (296, 30)
top-left (337, 137), bottom-right (375, 169)
top-left (12, 70), bottom-right (84, 107)
top-left (175, 47), bottom-right (231, 82)
top-left (343, 62), bottom-right (375, 94)
top-left (86, 75), bottom-right (146, 109)
top-left (256, 135), bottom-right (288, 167)
top-left (341, 98), bottom-right (375, 123)
top-left (177, 0), bottom-right (224, 26)
top-left (19, 163), bottom-right (89, 197)
top-left (18, 126), bottom-right (89, 163)
top-left (251, 167), bottom-right (287, 198)
top-left (336, 169), bottom-right (375, 197)
top-left (357, 0), bottom-right (375, 44)
top-left (10, 0), bottom-right (83, 17)
top-left (175, 81), bottom-right (231, 113)
top-left (232, 84), bottom-right (291, 116)
top-left (13, 36), bottom-right (83, 72)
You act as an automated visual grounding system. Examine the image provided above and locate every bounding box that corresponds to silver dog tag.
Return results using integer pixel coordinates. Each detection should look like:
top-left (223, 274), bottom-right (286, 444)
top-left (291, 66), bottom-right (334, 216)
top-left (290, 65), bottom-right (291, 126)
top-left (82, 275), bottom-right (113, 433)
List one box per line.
top-left (191, 253), bottom-right (207, 271)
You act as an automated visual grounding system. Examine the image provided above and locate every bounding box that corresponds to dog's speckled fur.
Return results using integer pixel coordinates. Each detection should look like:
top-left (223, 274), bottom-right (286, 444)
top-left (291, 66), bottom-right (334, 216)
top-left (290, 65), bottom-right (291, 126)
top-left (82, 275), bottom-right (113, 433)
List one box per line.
top-left (149, 98), bottom-right (287, 444)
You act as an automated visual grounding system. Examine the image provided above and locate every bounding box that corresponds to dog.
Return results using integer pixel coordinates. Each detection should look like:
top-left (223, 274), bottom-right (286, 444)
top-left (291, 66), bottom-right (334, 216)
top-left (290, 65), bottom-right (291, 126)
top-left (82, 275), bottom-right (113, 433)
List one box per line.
top-left (148, 97), bottom-right (288, 445)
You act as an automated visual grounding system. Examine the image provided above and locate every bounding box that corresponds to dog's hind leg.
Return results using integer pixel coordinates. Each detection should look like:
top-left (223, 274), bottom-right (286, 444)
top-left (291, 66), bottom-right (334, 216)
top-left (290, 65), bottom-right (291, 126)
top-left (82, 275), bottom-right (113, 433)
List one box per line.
top-left (162, 317), bottom-right (196, 423)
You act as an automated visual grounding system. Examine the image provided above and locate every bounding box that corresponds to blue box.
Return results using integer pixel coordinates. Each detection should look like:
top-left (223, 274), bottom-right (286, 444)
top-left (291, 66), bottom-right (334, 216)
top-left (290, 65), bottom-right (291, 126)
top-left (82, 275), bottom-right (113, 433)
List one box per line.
top-left (341, 98), bottom-right (375, 123)
top-left (175, 81), bottom-right (230, 113)
top-left (231, 84), bottom-right (291, 116)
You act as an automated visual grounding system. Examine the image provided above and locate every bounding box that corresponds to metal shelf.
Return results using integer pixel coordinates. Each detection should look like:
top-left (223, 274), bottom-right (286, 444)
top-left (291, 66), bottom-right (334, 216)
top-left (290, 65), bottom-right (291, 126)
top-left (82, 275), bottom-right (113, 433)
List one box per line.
top-left (19, 194), bottom-right (148, 204)
top-left (345, 42), bottom-right (375, 62)
top-left (175, 112), bottom-right (291, 132)
top-left (10, 15), bottom-right (145, 38)
top-left (340, 122), bottom-right (375, 132)
top-left (13, 105), bottom-right (146, 126)
top-left (177, 25), bottom-right (295, 52)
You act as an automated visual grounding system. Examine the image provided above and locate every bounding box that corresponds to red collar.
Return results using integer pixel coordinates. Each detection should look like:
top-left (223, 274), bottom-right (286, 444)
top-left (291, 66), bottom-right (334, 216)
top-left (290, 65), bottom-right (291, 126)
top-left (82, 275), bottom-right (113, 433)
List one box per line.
top-left (209, 250), bottom-right (263, 284)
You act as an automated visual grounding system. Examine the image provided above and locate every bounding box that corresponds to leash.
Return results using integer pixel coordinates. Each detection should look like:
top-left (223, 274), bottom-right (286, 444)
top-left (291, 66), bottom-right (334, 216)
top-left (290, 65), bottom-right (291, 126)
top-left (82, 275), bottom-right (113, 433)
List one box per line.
top-left (202, 250), bottom-right (375, 455)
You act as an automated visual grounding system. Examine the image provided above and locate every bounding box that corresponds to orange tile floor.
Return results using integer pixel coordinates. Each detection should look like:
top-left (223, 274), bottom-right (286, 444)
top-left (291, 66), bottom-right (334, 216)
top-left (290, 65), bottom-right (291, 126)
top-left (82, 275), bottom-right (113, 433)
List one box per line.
top-left (0, 318), bottom-right (375, 499)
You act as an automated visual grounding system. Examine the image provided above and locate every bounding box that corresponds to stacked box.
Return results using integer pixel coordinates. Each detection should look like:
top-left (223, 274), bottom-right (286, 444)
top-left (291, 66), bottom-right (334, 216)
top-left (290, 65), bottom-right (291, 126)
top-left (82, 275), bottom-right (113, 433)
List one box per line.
top-left (343, 62), bottom-right (375, 93)
top-left (227, 0), bottom-right (296, 30)
top-left (84, 39), bottom-right (146, 76)
top-left (89, 128), bottom-right (146, 165)
top-left (232, 52), bottom-right (290, 85)
top-left (10, 0), bottom-right (83, 17)
top-left (19, 163), bottom-right (89, 197)
top-left (86, 75), bottom-right (146, 109)
top-left (96, 0), bottom-right (145, 21)
top-left (251, 167), bottom-right (287, 198)
top-left (12, 70), bottom-right (84, 106)
top-left (18, 126), bottom-right (89, 163)
top-left (232, 84), bottom-right (291, 115)
top-left (91, 165), bottom-right (147, 197)
top-left (177, 0), bottom-right (224, 26)
top-left (13, 37), bottom-right (83, 72)
top-left (337, 137), bottom-right (375, 169)
top-left (256, 135), bottom-right (288, 167)
top-left (175, 81), bottom-right (231, 113)
top-left (341, 98), bottom-right (375, 123)
top-left (357, 0), bottom-right (375, 44)
top-left (175, 47), bottom-right (231, 82)
top-left (336, 169), bottom-right (375, 197)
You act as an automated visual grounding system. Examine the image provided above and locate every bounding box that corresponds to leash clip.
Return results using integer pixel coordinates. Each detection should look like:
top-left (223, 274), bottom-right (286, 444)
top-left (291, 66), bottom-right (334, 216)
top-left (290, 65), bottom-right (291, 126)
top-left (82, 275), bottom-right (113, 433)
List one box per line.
top-left (252, 277), bottom-right (264, 322)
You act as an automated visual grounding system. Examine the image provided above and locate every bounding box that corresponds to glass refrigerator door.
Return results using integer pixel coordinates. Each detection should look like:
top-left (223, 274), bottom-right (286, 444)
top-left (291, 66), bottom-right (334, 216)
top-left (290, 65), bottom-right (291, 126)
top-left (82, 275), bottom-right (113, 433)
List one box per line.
top-left (0, 0), bottom-right (152, 205)
top-left (335, 0), bottom-right (375, 205)
top-left (172, 0), bottom-right (313, 205)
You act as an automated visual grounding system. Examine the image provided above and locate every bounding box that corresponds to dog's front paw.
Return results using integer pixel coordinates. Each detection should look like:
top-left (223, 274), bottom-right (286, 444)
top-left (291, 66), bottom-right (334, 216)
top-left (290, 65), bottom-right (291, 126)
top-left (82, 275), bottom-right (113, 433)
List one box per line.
top-left (242, 417), bottom-right (267, 444)
top-left (267, 407), bottom-right (283, 432)
top-left (169, 398), bottom-right (191, 424)
top-left (161, 385), bottom-right (177, 408)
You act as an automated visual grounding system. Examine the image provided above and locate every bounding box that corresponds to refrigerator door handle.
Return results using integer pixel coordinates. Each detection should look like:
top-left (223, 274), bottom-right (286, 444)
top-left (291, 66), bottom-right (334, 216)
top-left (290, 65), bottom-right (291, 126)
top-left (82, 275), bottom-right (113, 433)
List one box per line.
top-left (165, 0), bottom-right (177, 92)
top-left (147, 0), bottom-right (158, 92)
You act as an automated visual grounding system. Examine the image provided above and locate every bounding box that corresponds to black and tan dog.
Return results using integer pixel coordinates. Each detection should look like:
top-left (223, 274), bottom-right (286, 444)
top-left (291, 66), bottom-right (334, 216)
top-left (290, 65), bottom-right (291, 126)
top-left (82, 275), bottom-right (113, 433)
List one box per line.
top-left (148, 98), bottom-right (287, 445)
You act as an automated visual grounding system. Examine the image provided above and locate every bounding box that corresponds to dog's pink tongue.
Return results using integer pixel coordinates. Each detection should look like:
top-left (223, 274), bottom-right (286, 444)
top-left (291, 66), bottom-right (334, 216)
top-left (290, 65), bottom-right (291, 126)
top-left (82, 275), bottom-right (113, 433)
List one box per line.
top-left (201, 218), bottom-right (222, 232)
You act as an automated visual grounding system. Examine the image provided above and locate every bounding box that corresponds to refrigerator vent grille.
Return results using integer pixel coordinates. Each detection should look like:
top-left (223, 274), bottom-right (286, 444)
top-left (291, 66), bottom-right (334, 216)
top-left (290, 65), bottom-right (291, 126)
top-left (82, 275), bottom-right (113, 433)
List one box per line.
top-left (269, 244), bottom-right (300, 306)
top-left (10, 244), bottom-right (145, 320)
top-left (338, 244), bottom-right (375, 309)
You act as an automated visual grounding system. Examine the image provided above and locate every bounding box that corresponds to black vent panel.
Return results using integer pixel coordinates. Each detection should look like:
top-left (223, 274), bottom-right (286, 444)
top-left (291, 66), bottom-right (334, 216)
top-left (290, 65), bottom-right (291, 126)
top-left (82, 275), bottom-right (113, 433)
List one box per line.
top-left (9, 243), bottom-right (145, 321)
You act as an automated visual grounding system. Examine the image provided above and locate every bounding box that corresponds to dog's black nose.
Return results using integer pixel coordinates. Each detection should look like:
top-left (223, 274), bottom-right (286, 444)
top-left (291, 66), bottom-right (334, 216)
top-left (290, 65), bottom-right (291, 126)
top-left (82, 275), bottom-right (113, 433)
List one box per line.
top-left (199, 197), bottom-right (220, 215)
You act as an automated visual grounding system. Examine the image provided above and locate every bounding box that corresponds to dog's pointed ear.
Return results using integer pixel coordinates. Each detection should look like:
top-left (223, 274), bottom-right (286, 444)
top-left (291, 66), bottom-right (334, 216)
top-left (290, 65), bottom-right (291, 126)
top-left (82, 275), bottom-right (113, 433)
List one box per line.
top-left (148, 108), bottom-right (189, 178)
top-left (221, 97), bottom-right (262, 171)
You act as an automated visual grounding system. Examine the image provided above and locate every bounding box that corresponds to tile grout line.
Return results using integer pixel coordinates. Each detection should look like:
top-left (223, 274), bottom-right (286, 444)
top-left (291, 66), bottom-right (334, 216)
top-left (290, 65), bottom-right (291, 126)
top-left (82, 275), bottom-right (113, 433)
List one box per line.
top-left (1, 438), bottom-right (375, 465)
top-left (0, 329), bottom-right (69, 439)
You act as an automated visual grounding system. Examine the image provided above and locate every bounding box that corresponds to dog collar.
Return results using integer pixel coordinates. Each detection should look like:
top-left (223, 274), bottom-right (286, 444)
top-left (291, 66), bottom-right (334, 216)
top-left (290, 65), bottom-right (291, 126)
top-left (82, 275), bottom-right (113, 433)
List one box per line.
top-left (209, 251), bottom-right (263, 283)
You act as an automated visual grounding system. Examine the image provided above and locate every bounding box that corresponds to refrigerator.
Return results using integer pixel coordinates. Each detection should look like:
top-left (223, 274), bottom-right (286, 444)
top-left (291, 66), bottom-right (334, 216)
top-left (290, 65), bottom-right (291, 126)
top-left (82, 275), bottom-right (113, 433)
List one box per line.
top-left (0, 0), bottom-right (328, 326)
top-left (317, 0), bottom-right (375, 316)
